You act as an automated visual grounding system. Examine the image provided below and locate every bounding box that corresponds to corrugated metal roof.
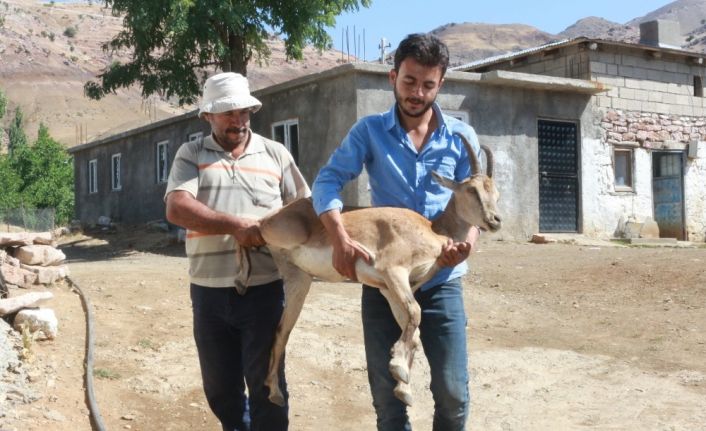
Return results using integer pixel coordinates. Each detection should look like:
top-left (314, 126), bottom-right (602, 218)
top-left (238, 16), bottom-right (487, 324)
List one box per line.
top-left (451, 36), bottom-right (706, 72)
top-left (451, 38), bottom-right (582, 71)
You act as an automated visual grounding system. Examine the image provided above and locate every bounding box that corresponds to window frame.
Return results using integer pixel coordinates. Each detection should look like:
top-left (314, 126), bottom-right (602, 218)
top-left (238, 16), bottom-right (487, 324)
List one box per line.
top-left (271, 119), bottom-right (299, 162)
top-left (156, 140), bottom-right (169, 184)
top-left (88, 159), bottom-right (98, 194)
top-left (188, 131), bottom-right (203, 143)
top-left (613, 146), bottom-right (634, 192)
top-left (111, 153), bottom-right (122, 191)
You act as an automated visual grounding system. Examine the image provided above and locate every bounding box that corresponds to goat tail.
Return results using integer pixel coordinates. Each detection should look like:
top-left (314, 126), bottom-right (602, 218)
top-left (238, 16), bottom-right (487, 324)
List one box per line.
top-left (234, 245), bottom-right (251, 295)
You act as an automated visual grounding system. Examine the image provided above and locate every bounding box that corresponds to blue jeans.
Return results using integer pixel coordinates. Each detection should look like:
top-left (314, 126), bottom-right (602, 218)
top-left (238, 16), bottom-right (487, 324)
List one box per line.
top-left (362, 278), bottom-right (469, 431)
top-left (191, 281), bottom-right (288, 431)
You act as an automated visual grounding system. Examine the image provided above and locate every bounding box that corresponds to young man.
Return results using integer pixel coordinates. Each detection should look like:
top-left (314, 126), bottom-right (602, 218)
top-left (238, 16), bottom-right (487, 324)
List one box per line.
top-left (165, 72), bottom-right (310, 431)
top-left (311, 33), bottom-right (481, 430)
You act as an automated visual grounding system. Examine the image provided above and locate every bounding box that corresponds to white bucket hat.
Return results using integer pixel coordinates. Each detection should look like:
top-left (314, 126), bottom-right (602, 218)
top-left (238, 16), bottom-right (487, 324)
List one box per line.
top-left (199, 72), bottom-right (262, 118)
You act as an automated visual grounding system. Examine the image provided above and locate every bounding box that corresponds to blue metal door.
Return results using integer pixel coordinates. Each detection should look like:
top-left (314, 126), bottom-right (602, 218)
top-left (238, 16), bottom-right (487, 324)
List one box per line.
top-left (538, 120), bottom-right (579, 232)
top-left (652, 152), bottom-right (685, 240)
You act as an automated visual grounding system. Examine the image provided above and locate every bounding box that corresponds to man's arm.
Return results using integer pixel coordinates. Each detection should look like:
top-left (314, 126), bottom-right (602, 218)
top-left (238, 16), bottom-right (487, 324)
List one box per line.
top-left (312, 122), bottom-right (371, 279)
top-left (319, 209), bottom-right (371, 281)
top-left (165, 190), bottom-right (265, 248)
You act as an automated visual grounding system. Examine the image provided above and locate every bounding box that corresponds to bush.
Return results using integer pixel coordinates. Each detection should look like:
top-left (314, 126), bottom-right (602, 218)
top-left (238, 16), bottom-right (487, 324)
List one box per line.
top-left (63, 26), bottom-right (77, 38)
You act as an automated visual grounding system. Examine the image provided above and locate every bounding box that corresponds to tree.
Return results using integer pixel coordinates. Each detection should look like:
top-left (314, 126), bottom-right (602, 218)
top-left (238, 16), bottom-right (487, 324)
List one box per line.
top-left (0, 88), bottom-right (6, 151)
top-left (84, 0), bottom-right (371, 105)
top-left (8, 107), bottom-right (28, 155)
top-left (19, 124), bottom-right (74, 224)
top-left (0, 155), bottom-right (21, 213)
top-left (0, 88), bottom-right (6, 119)
top-left (3, 124), bottom-right (74, 226)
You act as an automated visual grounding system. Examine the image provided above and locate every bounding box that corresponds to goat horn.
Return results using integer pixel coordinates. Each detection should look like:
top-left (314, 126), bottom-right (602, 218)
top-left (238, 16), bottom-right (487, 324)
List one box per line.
top-left (455, 132), bottom-right (482, 177)
top-left (481, 144), bottom-right (494, 178)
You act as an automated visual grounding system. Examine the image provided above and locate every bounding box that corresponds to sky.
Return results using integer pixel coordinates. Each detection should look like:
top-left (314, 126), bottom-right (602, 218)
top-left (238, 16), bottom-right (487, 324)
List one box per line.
top-left (328, 0), bottom-right (675, 62)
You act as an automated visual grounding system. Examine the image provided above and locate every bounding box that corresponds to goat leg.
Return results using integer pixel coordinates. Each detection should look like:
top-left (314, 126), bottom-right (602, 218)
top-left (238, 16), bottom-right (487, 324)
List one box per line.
top-left (266, 252), bottom-right (313, 406)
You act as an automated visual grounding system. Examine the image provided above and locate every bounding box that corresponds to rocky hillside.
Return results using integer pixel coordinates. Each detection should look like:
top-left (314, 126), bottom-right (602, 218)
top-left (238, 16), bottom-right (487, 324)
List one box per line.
top-left (0, 0), bottom-right (347, 146)
top-left (430, 22), bottom-right (557, 66)
top-left (3, 0), bottom-right (706, 146)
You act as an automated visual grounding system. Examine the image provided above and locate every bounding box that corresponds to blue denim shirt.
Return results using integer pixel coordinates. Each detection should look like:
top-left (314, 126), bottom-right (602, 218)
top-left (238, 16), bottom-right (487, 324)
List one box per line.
top-left (312, 103), bottom-right (481, 291)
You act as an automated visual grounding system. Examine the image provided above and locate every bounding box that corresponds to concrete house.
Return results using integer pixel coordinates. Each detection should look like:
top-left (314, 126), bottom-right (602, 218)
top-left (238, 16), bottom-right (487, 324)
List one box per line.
top-left (453, 20), bottom-right (706, 241)
top-left (68, 20), bottom-right (706, 241)
top-left (69, 63), bottom-right (602, 240)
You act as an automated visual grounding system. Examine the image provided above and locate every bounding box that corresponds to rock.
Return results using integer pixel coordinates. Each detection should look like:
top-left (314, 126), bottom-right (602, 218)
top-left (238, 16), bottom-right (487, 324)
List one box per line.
top-left (97, 216), bottom-right (112, 227)
top-left (13, 308), bottom-right (58, 340)
top-left (0, 232), bottom-right (53, 247)
top-left (640, 217), bottom-right (661, 239)
top-left (20, 264), bottom-right (69, 285)
top-left (0, 291), bottom-right (54, 316)
top-left (623, 221), bottom-right (643, 239)
top-left (1, 264), bottom-right (38, 288)
top-left (15, 245), bottom-right (66, 266)
top-left (530, 234), bottom-right (557, 244)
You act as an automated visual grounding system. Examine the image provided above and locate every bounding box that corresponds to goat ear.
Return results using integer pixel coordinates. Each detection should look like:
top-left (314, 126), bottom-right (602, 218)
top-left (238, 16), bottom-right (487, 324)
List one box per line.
top-left (431, 171), bottom-right (458, 190)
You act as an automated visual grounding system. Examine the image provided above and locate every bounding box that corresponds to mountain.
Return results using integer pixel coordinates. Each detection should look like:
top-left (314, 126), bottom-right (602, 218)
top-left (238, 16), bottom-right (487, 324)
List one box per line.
top-left (558, 16), bottom-right (638, 41)
top-left (430, 23), bottom-right (557, 66)
top-left (3, 0), bottom-right (706, 147)
top-left (0, 0), bottom-right (347, 146)
top-left (628, 0), bottom-right (706, 34)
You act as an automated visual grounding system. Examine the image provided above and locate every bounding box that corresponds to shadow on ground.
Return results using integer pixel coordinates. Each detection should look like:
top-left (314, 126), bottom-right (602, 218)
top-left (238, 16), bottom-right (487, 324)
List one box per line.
top-left (59, 224), bottom-right (186, 262)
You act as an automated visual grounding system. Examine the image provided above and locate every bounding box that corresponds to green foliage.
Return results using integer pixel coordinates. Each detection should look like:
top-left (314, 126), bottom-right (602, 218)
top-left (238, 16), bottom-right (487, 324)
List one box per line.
top-left (63, 25), bottom-right (77, 38)
top-left (48, 32), bottom-right (55, 42)
top-left (8, 107), bottom-right (28, 154)
top-left (84, 0), bottom-right (371, 105)
top-left (0, 156), bottom-right (21, 211)
top-left (0, 88), bottom-right (6, 119)
top-left (16, 125), bottom-right (74, 224)
top-left (0, 116), bottom-right (74, 226)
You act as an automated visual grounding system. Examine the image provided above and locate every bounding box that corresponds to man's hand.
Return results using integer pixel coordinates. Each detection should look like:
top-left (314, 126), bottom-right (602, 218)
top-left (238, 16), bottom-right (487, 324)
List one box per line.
top-left (320, 209), bottom-right (371, 281)
top-left (437, 239), bottom-right (472, 267)
top-left (437, 225), bottom-right (480, 267)
top-left (234, 219), bottom-right (266, 248)
top-left (331, 236), bottom-right (371, 281)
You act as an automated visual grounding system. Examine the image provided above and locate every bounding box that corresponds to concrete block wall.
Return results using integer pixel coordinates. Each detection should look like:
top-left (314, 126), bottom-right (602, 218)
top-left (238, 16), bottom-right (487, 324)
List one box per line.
top-left (591, 46), bottom-right (706, 117)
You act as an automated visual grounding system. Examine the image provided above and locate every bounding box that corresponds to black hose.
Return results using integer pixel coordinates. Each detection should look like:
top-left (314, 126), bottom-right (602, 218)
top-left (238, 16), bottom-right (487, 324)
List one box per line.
top-left (66, 275), bottom-right (107, 431)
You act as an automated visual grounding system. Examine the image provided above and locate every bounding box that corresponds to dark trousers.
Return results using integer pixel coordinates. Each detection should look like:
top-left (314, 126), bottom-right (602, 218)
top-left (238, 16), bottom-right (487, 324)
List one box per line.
top-left (191, 281), bottom-right (288, 431)
top-left (362, 278), bottom-right (470, 431)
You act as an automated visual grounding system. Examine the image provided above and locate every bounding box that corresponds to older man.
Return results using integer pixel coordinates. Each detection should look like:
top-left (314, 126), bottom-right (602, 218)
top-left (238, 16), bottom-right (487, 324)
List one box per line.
top-left (165, 72), bottom-right (310, 431)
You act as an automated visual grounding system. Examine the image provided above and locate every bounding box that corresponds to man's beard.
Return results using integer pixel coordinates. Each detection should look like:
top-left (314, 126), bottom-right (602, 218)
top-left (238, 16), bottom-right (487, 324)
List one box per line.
top-left (216, 127), bottom-right (249, 149)
top-left (394, 87), bottom-right (435, 118)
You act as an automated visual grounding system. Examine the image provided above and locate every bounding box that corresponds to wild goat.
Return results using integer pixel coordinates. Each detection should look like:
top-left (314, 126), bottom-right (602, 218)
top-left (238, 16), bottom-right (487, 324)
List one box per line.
top-left (246, 133), bottom-right (501, 407)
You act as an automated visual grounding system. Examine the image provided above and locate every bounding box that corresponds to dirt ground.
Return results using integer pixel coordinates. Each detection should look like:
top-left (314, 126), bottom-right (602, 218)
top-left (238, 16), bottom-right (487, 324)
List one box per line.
top-left (1, 226), bottom-right (705, 430)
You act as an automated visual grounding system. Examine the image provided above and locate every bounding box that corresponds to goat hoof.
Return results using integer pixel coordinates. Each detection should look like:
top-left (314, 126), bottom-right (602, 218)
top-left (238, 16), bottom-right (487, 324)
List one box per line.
top-left (393, 383), bottom-right (413, 407)
top-left (268, 389), bottom-right (285, 407)
top-left (389, 359), bottom-right (409, 384)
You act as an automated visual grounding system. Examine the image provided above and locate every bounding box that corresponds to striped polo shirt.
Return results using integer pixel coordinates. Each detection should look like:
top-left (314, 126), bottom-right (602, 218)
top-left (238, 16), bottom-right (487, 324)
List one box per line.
top-left (165, 132), bottom-right (310, 288)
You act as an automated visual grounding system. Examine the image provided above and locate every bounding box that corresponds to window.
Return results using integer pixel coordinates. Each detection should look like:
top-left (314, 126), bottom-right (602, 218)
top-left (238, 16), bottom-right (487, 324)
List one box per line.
top-left (272, 119), bottom-right (299, 162)
top-left (445, 110), bottom-right (470, 124)
top-left (694, 76), bottom-right (703, 97)
top-left (111, 153), bottom-right (122, 191)
top-left (188, 132), bottom-right (203, 143)
top-left (614, 148), bottom-right (633, 191)
top-left (88, 159), bottom-right (98, 194)
top-left (156, 141), bottom-right (169, 183)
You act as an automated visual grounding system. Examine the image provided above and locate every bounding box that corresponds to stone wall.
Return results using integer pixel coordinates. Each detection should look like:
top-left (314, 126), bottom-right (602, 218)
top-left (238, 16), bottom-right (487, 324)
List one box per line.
top-left (601, 110), bottom-right (704, 147)
top-left (596, 109), bottom-right (706, 242)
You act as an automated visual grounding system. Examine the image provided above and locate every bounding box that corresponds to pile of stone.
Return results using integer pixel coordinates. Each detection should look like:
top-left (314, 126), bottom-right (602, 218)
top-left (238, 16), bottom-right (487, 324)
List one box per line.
top-left (0, 231), bottom-right (66, 339)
